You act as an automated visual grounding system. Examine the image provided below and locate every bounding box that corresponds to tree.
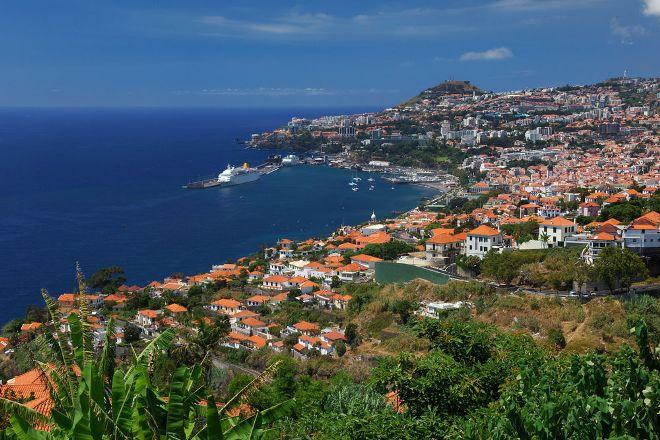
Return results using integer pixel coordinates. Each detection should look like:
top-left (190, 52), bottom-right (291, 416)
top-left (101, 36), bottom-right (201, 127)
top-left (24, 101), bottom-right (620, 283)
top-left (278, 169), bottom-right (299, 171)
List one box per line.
top-left (547, 326), bottom-right (566, 348)
top-left (88, 265), bottom-right (126, 292)
top-left (363, 240), bottom-right (416, 261)
top-left (330, 276), bottom-right (341, 288)
top-left (345, 323), bottom-right (360, 348)
top-left (598, 200), bottom-right (645, 223)
top-left (390, 299), bottom-right (417, 325)
top-left (334, 340), bottom-right (347, 357)
top-left (539, 231), bottom-right (550, 249)
top-left (123, 322), bottom-right (141, 343)
top-left (592, 246), bottom-right (649, 294)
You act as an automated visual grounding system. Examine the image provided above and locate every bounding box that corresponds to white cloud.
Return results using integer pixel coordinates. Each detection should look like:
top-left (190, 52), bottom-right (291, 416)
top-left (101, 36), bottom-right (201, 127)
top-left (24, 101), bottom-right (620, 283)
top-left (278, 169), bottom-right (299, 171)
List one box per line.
top-left (460, 47), bottom-right (514, 61)
top-left (172, 87), bottom-right (398, 97)
top-left (643, 0), bottom-right (660, 16)
top-left (610, 18), bottom-right (646, 44)
top-left (174, 87), bottom-right (333, 96)
top-left (489, 0), bottom-right (602, 11)
top-left (196, 9), bottom-right (471, 40)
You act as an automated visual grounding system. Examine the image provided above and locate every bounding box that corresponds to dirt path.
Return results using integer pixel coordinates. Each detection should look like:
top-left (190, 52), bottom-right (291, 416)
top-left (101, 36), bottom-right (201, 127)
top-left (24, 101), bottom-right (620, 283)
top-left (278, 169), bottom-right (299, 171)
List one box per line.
top-left (565, 304), bottom-right (589, 344)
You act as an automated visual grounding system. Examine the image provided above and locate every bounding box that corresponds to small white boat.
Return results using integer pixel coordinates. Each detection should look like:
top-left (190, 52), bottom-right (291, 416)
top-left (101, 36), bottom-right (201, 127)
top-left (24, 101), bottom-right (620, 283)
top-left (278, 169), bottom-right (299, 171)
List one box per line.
top-left (369, 185), bottom-right (374, 191)
top-left (349, 181), bottom-right (357, 186)
top-left (352, 187), bottom-right (359, 192)
top-left (367, 177), bottom-right (374, 182)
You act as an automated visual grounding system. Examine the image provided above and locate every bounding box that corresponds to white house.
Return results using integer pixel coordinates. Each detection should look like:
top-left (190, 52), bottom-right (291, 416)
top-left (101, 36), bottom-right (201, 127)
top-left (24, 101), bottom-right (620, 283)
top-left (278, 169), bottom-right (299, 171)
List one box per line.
top-left (622, 212), bottom-right (660, 255)
top-left (465, 225), bottom-right (503, 259)
top-left (538, 217), bottom-right (576, 247)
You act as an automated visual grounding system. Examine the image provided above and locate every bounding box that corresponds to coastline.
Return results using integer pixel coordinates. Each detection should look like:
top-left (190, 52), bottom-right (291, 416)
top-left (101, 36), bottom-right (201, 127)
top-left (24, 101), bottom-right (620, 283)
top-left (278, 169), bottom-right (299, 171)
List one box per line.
top-left (1, 160), bottom-right (436, 325)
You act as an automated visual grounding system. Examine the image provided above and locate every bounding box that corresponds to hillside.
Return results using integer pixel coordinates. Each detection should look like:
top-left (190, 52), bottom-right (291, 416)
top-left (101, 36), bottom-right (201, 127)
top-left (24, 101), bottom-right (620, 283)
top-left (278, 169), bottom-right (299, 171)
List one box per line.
top-left (400, 79), bottom-right (484, 106)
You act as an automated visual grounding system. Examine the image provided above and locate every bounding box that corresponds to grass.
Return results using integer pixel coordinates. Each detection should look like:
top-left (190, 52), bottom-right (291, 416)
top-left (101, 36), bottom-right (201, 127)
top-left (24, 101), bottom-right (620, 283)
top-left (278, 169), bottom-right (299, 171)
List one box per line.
top-left (344, 279), bottom-right (658, 356)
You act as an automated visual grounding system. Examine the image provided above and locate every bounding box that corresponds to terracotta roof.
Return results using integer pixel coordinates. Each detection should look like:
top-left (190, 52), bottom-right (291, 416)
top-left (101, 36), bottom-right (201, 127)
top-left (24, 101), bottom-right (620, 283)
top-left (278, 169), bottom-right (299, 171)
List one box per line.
top-left (540, 217), bottom-right (575, 227)
top-left (467, 225), bottom-right (501, 237)
top-left (241, 317), bottom-right (266, 328)
top-left (20, 322), bottom-right (43, 332)
top-left (591, 232), bottom-right (616, 241)
top-left (427, 233), bottom-right (463, 244)
top-left (263, 275), bottom-right (290, 283)
top-left (211, 298), bottom-right (242, 308)
top-left (350, 254), bottom-right (383, 262)
top-left (293, 321), bottom-right (319, 332)
top-left (165, 303), bottom-right (188, 313)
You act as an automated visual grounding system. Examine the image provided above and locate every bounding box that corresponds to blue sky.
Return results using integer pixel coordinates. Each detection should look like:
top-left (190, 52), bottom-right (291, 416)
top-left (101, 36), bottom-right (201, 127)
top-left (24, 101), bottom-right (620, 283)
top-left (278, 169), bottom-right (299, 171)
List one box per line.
top-left (1, 0), bottom-right (658, 107)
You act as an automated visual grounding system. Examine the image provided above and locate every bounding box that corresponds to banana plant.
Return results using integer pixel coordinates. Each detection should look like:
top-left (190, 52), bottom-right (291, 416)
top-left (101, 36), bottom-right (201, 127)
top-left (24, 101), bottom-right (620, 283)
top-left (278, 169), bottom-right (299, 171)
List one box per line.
top-left (1, 266), bottom-right (293, 439)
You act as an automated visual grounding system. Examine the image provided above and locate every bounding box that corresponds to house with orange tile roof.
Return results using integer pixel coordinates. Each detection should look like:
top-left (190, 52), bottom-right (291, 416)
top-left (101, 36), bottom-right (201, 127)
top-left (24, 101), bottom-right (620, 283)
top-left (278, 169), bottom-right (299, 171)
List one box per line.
top-left (269, 292), bottom-right (288, 305)
top-left (425, 230), bottom-right (464, 264)
top-left (103, 293), bottom-right (128, 308)
top-left (268, 259), bottom-right (290, 275)
top-left (20, 322), bottom-right (43, 332)
top-left (579, 201), bottom-right (600, 217)
top-left (585, 232), bottom-right (621, 263)
top-left (165, 303), bottom-right (188, 315)
top-left (229, 309), bottom-right (260, 325)
top-left (209, 298), bottom-right (243, 315)
top-left (234, 317), bottom-right (271, 339)
top-left (539, 217), bottom-right (577, 247)
top-left (136, 309), bottom-right (160, 328)
top-left (622, 211), bottom-right (660, 256)
top-left (289, 320), bottom-right (320, 335)
top-left (313, 289), bottom-right (334, 308)
top-left (469, 181), bottom-right (491, 194)
top-left (295, 334), bottom-right (334, 357)
top-left (262, 275), bottom-right (292, 291)
top-left (0, 368), bottom-right (54, 419)
top-left (336, 262), bottom-right (369, 282)
top-left (465, 225), bottom-right (503, 259)
top-left (332, 293), bottom-right (352, 310)
top-left (298, 280), bottom-right (319, 294)
top-left (245, 295), bottom-right (270, 308)
top-left (337, 241), bottom-right (359, 252)
top-left (355, 231), bottom-right (391, 248)
top-left (350, 254), bottom-right (383, 270)
top-left (57, 293), bottom-right (76, 311)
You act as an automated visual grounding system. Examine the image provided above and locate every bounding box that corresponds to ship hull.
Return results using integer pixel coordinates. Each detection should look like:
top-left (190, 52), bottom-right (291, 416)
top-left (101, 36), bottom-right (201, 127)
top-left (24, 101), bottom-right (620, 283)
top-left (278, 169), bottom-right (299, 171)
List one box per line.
top-left (218, 171), bottom-right (261, 187)
top-left (185, 170), bottom-right (260, 189)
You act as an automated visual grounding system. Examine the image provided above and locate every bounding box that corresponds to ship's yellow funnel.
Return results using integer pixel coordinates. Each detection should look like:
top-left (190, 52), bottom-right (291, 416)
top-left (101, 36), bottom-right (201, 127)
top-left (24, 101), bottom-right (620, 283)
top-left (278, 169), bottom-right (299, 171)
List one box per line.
top-left (243, 162), bottom-right (249, 169)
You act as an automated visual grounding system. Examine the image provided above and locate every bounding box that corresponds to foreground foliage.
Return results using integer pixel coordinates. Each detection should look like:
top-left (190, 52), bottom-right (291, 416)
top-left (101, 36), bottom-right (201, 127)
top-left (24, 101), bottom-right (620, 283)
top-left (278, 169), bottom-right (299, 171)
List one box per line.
top-left (284, 317), bottom-right (660, 439)
top-left (0, 270), bottom-right (292, 439)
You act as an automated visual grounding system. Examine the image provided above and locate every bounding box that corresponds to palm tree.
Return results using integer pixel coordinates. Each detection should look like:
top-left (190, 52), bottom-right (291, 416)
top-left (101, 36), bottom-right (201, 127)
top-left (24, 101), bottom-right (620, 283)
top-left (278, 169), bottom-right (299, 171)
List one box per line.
top-left (539, 232), bottom-right (550, 249)
top-left (0, 266), bottom-right (292, 439)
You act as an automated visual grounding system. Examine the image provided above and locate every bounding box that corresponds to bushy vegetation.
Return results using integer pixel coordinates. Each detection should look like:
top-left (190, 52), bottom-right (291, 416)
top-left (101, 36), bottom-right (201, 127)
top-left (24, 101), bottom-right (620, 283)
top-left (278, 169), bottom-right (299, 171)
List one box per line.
top-left (283, 317), bottom-right (660, 439)
top-left (480, 247), bottom-right (586, 289)
top-left (598, 193), bottom-right (660, 223)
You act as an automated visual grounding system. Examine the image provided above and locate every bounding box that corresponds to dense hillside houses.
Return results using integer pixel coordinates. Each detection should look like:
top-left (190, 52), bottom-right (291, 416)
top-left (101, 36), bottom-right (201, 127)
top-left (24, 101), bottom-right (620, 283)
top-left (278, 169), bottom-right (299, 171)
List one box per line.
top-left (1, 77), bottom-right (657, 431)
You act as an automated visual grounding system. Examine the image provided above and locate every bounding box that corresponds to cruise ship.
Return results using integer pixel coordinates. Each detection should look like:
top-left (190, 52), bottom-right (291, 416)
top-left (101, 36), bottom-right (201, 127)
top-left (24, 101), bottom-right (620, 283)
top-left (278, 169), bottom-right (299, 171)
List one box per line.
top-left (185, 163), bottom-right (260, 189)
top-left (281, 154), bottom-right (301, 166)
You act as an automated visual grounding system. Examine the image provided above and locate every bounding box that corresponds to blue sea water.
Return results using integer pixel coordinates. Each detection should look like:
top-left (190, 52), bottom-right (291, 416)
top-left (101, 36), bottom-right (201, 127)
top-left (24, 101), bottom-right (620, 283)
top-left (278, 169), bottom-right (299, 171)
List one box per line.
top-left (0, 108), bottom-right (436, 324)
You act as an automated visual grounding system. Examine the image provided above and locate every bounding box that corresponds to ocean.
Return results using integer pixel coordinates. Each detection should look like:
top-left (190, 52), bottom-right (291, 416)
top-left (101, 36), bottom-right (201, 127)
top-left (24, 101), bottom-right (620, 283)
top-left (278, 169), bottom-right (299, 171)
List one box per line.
top-left (0, 108), bottom-right (436, 324)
